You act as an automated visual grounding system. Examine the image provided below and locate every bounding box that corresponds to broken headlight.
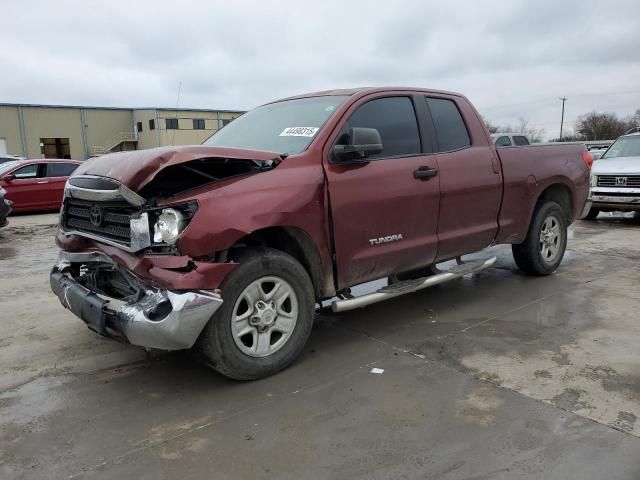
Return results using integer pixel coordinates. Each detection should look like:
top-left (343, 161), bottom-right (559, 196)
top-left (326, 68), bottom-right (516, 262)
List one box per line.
top-left (151, 202), bottom-right (197, 245)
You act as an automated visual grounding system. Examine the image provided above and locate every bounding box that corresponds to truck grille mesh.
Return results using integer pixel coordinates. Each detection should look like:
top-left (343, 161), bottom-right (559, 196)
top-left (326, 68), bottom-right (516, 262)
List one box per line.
top-left (597, 175), bottom-right (640, 188)
top-left (63, 198), bottom-right (139, 246)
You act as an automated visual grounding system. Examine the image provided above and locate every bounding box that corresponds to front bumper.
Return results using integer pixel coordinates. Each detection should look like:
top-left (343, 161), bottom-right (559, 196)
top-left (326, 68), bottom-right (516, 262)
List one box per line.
top-left (588, 190), bottom-right (640, 211)
top-left (50, 251), bottom-right (223, 350)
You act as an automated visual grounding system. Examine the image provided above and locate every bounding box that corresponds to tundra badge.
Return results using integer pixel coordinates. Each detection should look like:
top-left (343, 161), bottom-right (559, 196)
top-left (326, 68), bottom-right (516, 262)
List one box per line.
top-left (369, 234), bottom-right (404, 246)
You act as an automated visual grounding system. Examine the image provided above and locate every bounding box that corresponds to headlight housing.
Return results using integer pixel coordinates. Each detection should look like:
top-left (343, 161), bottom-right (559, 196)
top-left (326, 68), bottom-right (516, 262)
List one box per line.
top-left (590, 174), bottom-right (598, 187)
top-left (153, 208), bottom-right (185, 244)
top-left (151, 202), bottom-right (197, 245)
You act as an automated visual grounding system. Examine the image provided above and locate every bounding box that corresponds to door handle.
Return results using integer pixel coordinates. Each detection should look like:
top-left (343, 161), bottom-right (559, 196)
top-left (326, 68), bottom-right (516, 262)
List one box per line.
top-left (413, 167), bottom-right (438, 180)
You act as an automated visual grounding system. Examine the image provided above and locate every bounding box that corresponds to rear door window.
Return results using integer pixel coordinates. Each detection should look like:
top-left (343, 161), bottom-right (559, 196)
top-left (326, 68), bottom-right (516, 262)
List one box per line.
top-left (339, 96), bottom-right (421, 159)
top-left (47, 162), bottom-right (78, 177)
top-left (426, 97), bottom-right (471, 152)
top-left (513, 135), bottom-right (529, 146)
top-left (495, 136), bottom-right (512, 147)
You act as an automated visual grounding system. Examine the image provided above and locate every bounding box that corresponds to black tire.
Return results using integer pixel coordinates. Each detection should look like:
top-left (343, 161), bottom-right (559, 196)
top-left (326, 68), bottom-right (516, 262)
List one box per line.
top-left (583, 207), bottom-right (600, 220)
top-left (512, 201), bottom-right (568, 276)
top-left (198, 247), bottom-right (315, 380)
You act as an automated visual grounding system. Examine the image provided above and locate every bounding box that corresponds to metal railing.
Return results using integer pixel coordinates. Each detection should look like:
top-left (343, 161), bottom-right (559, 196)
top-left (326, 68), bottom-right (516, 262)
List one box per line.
top-left (89, 132), bottom-right (137, 156)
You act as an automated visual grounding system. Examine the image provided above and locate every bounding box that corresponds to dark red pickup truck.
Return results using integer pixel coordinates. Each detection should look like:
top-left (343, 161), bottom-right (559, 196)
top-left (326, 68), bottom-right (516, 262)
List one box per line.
top-left (51, 87), bottom-right (591, 379)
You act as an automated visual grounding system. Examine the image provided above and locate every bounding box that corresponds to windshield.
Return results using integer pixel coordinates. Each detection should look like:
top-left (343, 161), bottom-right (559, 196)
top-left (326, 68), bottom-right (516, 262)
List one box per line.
top-left (204, 96), bottom-right (348, 154)
top-left (0, 161), bottom-right (19, 175)
top-left (602, 135), bottom-right (640, 159)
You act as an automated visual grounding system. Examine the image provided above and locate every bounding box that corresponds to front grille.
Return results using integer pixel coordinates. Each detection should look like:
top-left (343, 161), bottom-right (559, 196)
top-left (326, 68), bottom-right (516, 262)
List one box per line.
top-left (597, 175), bottom-right (640, 188)
top-left (63, 198), bottom-right (140, 246)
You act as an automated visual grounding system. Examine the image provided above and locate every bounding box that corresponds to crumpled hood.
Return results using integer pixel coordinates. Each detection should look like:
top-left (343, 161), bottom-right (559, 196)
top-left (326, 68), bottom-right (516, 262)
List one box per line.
top-left (593, 156), bottom-right (640, 175)
top-left (74, 145), bottom-right (280, 192)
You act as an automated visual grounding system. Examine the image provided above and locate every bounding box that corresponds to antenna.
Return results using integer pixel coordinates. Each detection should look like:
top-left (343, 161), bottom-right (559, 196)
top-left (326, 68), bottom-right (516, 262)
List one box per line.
top-left (171, 81), bottom-right (182, 146)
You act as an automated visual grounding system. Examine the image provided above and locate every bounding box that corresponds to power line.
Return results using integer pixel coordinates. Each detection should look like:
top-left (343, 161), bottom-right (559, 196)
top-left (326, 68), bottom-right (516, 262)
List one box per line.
top-left (478, 89), bottom-right (640, 112)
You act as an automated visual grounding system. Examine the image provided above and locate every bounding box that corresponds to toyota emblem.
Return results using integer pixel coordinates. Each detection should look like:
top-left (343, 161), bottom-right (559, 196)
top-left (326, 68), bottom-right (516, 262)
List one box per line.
top-left (89, 204), bottom-right (103, 227)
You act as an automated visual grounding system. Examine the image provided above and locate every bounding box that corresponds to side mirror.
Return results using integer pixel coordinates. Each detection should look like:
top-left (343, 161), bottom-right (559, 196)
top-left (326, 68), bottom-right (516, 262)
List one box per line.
top-left (333, 127), bottom-right (383, 163)
top-left (2, 174), bottom-right (14, 182)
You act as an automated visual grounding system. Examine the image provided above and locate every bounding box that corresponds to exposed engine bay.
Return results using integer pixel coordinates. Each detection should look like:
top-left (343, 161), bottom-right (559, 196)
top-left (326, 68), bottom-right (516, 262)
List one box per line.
top-left (138, 157), bottom-right (276, 200)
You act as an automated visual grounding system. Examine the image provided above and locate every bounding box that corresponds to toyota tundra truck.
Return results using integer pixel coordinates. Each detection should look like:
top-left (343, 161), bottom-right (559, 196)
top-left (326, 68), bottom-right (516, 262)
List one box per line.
top-left (51, 87), bottom-right (591, 380)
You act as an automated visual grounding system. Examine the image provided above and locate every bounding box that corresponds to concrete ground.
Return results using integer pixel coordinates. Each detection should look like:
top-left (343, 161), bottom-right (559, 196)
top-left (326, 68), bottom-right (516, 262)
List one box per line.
top-left (1, 213), bottom-right (639, 479)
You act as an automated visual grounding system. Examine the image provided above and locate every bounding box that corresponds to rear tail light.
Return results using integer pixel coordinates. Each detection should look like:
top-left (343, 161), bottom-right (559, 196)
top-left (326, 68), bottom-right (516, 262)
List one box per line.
top-left (582, 150), bottom-right (593, 170)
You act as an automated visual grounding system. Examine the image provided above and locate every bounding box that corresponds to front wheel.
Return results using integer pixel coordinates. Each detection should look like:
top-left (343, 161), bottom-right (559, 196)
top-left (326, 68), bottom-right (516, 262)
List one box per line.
top-left (583, 207), bottom-right (600, 220)
top-left (512, 201), bottom-right (568, 276)
top-left (198, 247), bottom-right (315, 380)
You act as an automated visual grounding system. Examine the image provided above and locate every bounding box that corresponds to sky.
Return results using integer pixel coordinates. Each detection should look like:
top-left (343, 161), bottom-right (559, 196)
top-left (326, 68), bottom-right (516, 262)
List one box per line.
top-left (2, 0), bottom-right (640, 139)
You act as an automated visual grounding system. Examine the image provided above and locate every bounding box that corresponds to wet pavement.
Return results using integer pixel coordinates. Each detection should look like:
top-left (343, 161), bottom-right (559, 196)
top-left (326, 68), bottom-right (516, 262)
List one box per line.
top-left (1, 213), bottom-right (640, 479)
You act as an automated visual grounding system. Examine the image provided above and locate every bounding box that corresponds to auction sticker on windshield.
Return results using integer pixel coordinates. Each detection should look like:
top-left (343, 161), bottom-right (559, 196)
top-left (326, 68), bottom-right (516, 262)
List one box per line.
top-left (279, 127), bottom-right (319, 137)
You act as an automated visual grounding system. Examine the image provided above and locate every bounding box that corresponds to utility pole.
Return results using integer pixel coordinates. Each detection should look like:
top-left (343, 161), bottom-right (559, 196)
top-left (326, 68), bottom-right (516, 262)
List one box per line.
top-left (559, 97), bottom-right (567, 141)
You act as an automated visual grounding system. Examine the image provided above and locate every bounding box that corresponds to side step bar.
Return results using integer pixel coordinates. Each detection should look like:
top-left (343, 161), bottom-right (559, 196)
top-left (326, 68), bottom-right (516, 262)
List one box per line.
top-left (331, 256), bottom-right (497, 313)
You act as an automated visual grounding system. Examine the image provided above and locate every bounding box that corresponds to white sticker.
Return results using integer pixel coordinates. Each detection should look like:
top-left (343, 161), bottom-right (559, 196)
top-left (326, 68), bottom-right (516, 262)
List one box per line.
top-left (279, 127), bottom-right (319, 137)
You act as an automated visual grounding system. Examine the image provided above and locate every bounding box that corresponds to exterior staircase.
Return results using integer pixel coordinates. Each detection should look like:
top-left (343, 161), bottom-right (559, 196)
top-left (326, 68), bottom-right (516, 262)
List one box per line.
top-left (90, 132), bottom-right (137, 156)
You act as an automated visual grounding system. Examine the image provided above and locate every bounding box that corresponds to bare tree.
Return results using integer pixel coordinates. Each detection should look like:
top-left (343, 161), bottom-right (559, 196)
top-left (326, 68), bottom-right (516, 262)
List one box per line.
top-left (548, 133), bottom-right (584, 142)
top-left (481, 116), bottom-right (499, 134)
top-left (517, 117), bottom-right (529, 133)
top-left (481, 116), bottom-right (544, 142)
top-left (576, 111), bottom-right (628, 140)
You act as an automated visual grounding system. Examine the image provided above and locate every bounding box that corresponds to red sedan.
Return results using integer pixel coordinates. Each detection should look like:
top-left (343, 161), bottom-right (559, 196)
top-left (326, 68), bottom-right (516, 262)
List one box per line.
top-left (0, 159), bottom-right (82, 212)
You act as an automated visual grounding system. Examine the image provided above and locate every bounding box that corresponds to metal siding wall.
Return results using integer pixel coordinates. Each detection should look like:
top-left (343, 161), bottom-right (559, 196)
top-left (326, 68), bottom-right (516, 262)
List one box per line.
top-left (0, 106), bottom-right (25, 156)
top-left (21, 107), bottom-right (84, 159)
top-left (83, 109), bottom-right (132, 154)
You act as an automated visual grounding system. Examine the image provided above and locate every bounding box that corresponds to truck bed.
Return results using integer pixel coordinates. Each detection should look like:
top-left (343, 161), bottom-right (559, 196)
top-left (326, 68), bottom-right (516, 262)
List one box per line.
top-left (495, 143), bottom-right (590, 244)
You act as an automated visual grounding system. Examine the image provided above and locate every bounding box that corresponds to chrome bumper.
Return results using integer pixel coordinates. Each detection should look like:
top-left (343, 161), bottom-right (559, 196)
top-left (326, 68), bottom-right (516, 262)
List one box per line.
top-left (589, 192), bottom-right (640, 211)
top-left (50, 251), bottom-right (223, 350)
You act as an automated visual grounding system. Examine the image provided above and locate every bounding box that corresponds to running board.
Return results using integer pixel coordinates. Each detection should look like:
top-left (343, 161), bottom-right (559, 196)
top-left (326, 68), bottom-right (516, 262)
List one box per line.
top-left (331, 256), bottom-right (497, 313)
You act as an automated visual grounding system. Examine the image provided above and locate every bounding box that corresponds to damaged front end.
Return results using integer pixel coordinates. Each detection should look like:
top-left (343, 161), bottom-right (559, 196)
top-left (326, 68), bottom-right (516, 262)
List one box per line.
top-left (51, 251), bottom-right (222, 350)
top-left (51, 148), bottom-right (279, 349)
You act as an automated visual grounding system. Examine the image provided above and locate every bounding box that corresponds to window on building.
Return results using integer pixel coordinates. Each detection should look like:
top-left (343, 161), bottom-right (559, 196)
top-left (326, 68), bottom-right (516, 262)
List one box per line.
top-left (12, 164), bottom-right (41, 179)
top-left (513, 135), bottom-right (530, 146)
top-left (149, 119), bottom-right (155, 130)
top-left (46, 162), bottom-right (78, 177)
top-left (137, 121), bottom-right (143, 133)
top-left (495, 136), bottom-right (512, 147)
top-left (193, 119), bottom-right (206, 130)
top-left (221, 119), bottom-right (233, 128)
top-left (426, 97), bottom-right (471, 152)
top-left (337, 96), bottom-right (421, 159)
top-left (166, 118), bottom-right (179, 129)
top-left (40, 138), bottom-right (71, 159)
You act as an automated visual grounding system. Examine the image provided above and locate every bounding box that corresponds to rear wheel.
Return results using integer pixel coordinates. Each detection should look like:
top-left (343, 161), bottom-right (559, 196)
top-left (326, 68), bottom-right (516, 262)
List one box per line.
top-left (512, 201), bottom-right (568, 275)
top-left (198, 247), bottom-right (315, 380)
top-left (583, 207), bottom-right (600, 220)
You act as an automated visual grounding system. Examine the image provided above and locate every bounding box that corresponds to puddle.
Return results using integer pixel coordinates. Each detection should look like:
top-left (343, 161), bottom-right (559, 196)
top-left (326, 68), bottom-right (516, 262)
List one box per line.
top-left (0, 247), bottom-right (17, 259)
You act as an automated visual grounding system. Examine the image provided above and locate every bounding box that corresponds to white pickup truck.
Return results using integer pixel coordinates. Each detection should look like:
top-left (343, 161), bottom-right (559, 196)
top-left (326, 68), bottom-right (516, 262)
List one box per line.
top-left (582, 129), bottom-right (640, 219)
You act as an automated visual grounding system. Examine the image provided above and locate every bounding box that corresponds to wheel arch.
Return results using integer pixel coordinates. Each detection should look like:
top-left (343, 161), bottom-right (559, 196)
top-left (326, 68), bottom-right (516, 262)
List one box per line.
top-left (537, 182), bottom-right (573, 222)
top-left (227, 226), bottom-right (330, 299)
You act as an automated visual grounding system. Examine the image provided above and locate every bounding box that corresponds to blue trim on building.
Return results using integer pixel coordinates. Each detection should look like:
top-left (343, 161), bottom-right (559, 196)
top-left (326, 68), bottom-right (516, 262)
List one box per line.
top-left (0, 102), bottom-right (244, 113)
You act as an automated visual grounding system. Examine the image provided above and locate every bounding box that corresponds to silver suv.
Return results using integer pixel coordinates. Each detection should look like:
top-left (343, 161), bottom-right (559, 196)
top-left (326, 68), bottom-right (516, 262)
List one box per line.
top-left (582, 129), bottom-right (640, 219)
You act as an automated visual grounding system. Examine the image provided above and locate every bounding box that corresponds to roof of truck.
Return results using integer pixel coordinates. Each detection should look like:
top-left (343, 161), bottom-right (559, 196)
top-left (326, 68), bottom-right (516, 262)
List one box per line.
top-left (274, 86), bottom-right (465, 103)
